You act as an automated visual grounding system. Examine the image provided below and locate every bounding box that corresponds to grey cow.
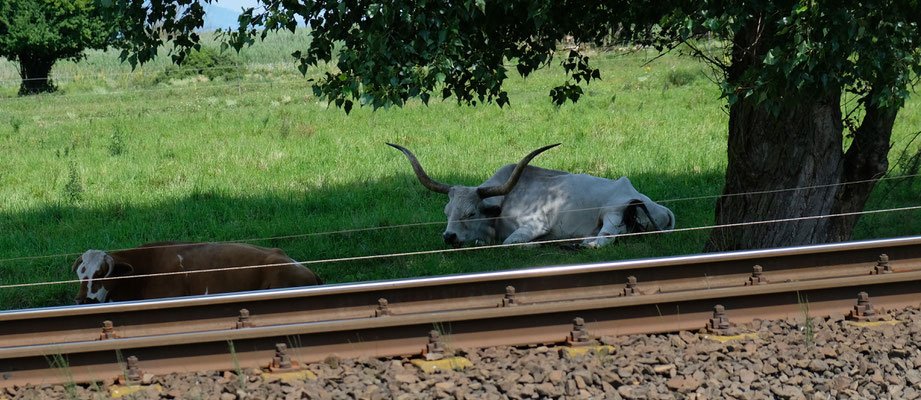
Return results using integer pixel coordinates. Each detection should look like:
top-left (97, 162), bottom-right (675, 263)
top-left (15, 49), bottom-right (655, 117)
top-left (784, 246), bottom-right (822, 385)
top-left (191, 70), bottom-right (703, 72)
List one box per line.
top-left (388, 143), bottom-right (675, 248)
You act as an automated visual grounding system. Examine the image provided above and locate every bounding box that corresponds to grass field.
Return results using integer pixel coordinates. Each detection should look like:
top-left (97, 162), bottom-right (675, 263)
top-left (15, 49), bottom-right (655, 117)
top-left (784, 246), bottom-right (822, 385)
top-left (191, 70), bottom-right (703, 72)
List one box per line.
top-left (1, 32), bottom-right (920, 310)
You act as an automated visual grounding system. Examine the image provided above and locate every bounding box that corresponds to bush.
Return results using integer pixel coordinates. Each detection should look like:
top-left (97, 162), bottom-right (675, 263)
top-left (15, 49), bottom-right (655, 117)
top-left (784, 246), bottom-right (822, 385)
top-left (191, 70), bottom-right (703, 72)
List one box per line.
top-left (664, 68), bottom-right (699, 88)
top-left (154, 47), bottom-right (242, 83)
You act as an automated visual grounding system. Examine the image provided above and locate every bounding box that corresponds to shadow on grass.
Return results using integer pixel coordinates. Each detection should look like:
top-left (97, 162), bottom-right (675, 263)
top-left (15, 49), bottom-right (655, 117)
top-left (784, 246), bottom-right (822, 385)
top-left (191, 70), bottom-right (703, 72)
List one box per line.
top-left (19, 167), bottom-right (904, 311)
top-left (4, 168), bottom-right (920, 311)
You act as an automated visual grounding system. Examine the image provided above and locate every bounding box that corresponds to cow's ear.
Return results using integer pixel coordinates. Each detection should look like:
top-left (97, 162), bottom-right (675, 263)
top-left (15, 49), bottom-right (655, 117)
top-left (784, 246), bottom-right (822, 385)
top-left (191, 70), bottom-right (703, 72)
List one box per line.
top-left (480, 204), bottom-right (502, 217)
top-left (625, 199), bottom-right (660, 232)
top-left (70, 256), bottom-right (84, 272)
top-left (111, 262), bottom-right (134, 277)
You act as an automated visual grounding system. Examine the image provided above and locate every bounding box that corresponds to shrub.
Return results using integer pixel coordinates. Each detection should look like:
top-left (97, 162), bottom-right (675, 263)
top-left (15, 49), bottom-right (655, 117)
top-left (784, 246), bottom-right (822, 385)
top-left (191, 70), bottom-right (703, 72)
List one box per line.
top-left (62, 161), bottom-right (83, 203)
top-left (154, 47), bottom-right (242, 83)
top-left (108, 125), bottom-right (125, 156)
top-left (664, 68), bottom-right (698, 88)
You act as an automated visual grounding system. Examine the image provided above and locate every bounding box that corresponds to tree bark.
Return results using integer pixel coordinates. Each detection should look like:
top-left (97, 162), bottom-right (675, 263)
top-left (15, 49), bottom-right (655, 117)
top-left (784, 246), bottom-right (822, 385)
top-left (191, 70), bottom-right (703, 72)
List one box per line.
top-left (704, 20), bottom-right (898, 252)
top-left (705, 92), bottom-right (846, 251)
top-left (827, 96), bottom-right (898, 241)
top-left (18, 54), bottom-right (56, 95)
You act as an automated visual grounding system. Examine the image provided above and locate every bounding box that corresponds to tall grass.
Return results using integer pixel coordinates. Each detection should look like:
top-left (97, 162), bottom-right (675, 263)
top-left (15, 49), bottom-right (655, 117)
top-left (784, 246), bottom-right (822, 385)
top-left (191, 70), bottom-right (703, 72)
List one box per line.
top-left (45, 353), bottom-right (79, 399)
top-left (796, 291), bottom-right (814, 347)
top-left (1, 32), bottom-right (919, 310)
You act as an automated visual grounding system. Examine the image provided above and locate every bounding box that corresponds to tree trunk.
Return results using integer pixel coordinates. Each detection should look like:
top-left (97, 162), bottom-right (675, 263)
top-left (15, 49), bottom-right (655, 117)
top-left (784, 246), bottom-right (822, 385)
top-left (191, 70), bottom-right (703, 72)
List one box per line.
top-left (827, 96), bottom-right (898, 241)
top-left (705, 93), bottom-right (846, 251)
top-left (704, 21), bottom-right (897, 252)
top-left (18, 54), bottom-right (56, 95)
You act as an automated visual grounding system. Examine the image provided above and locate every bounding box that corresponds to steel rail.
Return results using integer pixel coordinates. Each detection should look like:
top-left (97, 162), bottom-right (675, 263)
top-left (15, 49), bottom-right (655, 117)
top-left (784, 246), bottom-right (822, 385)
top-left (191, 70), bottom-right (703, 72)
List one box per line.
top-left (2, 236), bottom-right (920, 351)
top-left (2, 265), bottom-right (920, 388)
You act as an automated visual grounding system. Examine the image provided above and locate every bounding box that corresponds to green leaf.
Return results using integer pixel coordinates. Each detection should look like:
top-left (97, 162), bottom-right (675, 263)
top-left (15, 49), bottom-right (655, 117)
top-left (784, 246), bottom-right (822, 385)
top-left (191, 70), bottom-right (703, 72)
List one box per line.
top-left (435, 72), bottom-right (446, 83)
top-left (764, 50), bottom-right (777, 65)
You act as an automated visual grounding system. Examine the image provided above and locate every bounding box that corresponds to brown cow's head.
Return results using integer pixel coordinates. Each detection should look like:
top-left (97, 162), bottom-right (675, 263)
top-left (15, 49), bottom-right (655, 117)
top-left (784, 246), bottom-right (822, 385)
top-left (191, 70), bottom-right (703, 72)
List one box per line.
top-left (72, 250), bottom-right (134, 304)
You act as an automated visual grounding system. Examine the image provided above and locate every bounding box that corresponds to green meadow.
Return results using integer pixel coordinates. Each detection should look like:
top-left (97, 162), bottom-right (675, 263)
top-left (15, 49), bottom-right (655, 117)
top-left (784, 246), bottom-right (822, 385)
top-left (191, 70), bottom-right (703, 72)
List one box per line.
top-left (1, 32), bottom-right (920, 310)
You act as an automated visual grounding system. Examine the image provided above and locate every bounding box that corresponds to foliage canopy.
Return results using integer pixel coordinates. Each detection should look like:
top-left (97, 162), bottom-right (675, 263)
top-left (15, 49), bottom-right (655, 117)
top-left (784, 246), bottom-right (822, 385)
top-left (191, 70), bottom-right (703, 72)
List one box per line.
top-left (0, 0), bottom-right (112, 94)
top-left (113, 0), bottom-right (921, 116)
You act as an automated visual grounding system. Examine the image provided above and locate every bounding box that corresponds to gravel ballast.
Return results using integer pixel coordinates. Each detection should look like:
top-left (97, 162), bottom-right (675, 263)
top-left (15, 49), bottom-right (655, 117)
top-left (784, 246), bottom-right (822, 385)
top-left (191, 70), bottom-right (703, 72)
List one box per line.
top-left (8, 305), bottom-right (921, 399)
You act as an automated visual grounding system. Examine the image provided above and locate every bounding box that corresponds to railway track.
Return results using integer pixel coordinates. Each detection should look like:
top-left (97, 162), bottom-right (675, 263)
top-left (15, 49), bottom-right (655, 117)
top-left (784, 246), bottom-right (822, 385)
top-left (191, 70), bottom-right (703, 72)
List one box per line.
top-left (3, 236), bottom-right (921, 389)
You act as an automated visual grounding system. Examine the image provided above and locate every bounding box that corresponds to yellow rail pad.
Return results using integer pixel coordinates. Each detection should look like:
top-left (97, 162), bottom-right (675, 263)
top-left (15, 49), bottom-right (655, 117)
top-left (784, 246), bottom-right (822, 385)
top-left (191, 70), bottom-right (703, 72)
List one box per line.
top-left (109, 384), bottom-right (162, 398)
top-left (263, 370), bottom-right (317, 381)
top-left (702, 333), bottom-right (759, 343)
top-left (844, 320), bottom-right (901, 328)
top-left (560, 345), bottom-right (615, 357)
top-left (411, 357), bottom-right (473, 373)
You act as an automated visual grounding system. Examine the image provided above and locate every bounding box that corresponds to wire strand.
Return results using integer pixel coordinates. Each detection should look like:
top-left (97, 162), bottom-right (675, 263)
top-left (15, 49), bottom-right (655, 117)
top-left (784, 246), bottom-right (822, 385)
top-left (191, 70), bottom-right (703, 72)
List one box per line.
top-left (0, 62), bottom-right (316, 84)
top-left (1, 204), bottom-right (919, 291)
top-left (0, 76), bottom-right (310, 104)
top-left (1, 172), bottom-right (919, 264)
top-left (0, 53), bottom-right (650, 86)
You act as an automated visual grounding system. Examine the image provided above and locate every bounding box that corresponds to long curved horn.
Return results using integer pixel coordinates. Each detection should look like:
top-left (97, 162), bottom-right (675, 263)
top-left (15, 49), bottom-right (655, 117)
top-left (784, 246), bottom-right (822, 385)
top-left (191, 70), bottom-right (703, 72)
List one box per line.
top-left (387, 143), bottom-right (452, 194)
top-left (477, 143), bottom-right (561, 198)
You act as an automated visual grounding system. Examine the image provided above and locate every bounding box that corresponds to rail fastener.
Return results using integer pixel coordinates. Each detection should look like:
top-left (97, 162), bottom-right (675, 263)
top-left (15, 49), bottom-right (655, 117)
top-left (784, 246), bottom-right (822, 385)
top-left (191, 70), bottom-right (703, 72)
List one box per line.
top-left (116, 356), bottom-right (142, 385)
top-left (99, 320), bottom-right (119, 340)
top-left (623, 276), bottom-right (641, 296)
top-left (873, 254), bottom-right (893, 275)
top-left (846, 291), bottom-right (887, 322)
top-left (235, 309), bottom-right (254, 329)
top-left (501, 286), bottom-right (518, 307)
top-left (111, 358), bottom-right (163, 400)
top-left (706, 304), bottom-right (732, 335)
top-left (566, 317), bottom-right (593, 347)
top-left (268, 343), bottom-right (300, 372)
top-left (375, 298), bottom-right (392, 317)
top-left (424, 330), bottom-right (447, 361)
top-left (746, 265), bottom-right (769, 285)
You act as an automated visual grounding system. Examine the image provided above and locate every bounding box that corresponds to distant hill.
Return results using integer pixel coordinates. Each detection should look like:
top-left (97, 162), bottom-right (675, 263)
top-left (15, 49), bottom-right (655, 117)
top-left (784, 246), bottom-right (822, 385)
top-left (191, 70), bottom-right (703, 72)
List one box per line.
top-left (200, 3), bottom-right (306, 31)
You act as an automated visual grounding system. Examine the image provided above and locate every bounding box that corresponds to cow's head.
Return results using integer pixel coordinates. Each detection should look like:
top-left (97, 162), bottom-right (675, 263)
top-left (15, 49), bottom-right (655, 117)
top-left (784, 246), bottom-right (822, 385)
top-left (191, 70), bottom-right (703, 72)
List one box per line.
top-left (388, 143), bottom-right (559, 247)
top-left (624, 199), bottom-right (676, 233)
top-left (72, 250), bottom-right (134, 304)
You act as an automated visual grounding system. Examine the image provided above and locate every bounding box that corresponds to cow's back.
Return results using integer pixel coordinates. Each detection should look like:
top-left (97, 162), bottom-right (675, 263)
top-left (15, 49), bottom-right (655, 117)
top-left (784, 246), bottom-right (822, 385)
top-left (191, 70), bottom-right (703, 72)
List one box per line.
top-left (102, 242), bottom-right (320, 301)
top-left (494, 171), bottom-right (655, 240)
top-left (106, 242), bottom-right (193, 301)
top-left (481, 164), bottom-right (569, 189)
top-left (174, 243), bottom-right (319, 295)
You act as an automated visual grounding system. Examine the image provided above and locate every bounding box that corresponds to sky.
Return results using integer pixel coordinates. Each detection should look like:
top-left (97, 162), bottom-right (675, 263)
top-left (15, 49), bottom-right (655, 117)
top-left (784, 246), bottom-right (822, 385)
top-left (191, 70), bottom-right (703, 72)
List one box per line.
top-left (200, 3), bottom-right (244, 30)
top-left (202, 0), bottom-right (305, 30)
top-left (211, 0), bottom-right (262, 11)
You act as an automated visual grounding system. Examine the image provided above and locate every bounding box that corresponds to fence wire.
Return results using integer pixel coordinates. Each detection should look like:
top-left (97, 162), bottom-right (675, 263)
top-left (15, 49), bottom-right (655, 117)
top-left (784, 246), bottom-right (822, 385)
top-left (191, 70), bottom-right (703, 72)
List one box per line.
top-left (1, 172), bottom-right (919, 265)
top-left (1, 203), bottom-right (919, 291)
top-left (0, 54), bottom-right (653, 86)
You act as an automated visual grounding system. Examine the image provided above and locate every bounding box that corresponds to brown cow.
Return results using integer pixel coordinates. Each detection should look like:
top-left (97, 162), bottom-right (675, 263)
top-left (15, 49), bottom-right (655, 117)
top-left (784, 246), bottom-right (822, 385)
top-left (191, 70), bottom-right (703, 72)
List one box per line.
top-left (71, 242), bottom-right (322, 304)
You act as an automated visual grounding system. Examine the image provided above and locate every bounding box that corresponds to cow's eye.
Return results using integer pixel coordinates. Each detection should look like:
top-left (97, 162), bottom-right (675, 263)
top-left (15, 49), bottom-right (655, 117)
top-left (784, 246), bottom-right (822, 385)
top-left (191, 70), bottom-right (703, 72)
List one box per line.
top-left (464, 212), bottom-right (476, 219)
